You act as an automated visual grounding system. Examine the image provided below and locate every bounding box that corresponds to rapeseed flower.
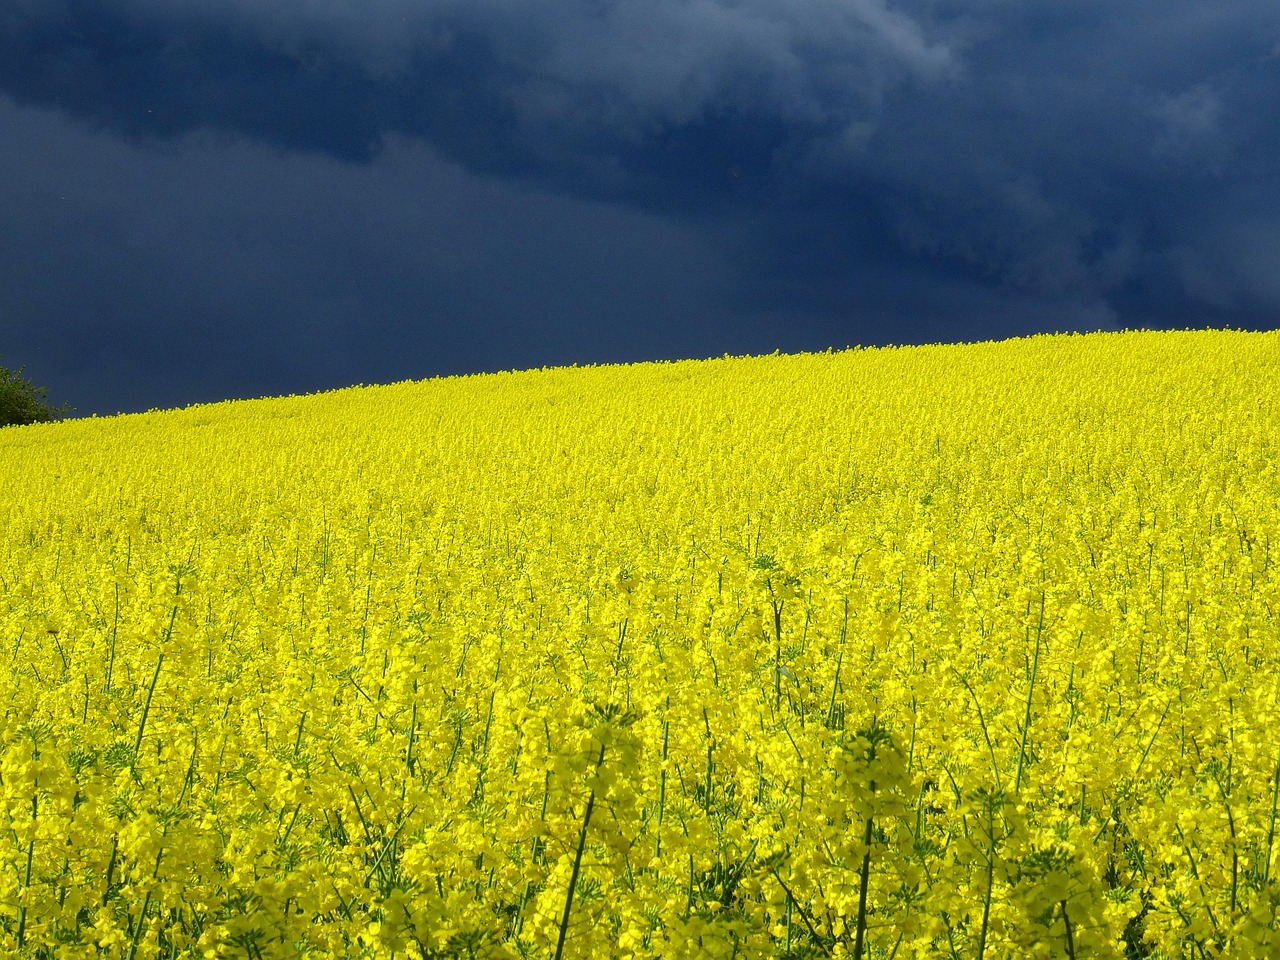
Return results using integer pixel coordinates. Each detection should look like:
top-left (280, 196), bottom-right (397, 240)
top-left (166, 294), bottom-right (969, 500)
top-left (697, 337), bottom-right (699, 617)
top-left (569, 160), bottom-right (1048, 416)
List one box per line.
top-left (0, 330), bottom-right (1277, 956)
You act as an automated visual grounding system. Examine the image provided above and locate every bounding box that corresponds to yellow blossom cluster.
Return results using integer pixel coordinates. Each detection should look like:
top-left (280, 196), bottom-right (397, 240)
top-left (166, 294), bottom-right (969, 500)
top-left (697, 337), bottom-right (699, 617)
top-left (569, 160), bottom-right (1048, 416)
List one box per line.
top-left (1, 329), bottom-right (1278, 958)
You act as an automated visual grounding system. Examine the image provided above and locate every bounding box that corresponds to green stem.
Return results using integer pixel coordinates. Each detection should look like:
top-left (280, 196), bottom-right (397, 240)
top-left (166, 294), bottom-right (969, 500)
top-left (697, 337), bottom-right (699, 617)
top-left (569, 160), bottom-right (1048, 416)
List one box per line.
top-left (1060, 900), bottom-right (1077, 960)
top-left (955, 670), bottom-right (1003, 792)
top-left (977, 799), bottom-right (997, 960)
top-left (853, 813), bottom-right (874, 960)
top-left (1014, 589), bottom-right (1045, 793)
top-left (703, 708), bottom-right (714, 813)
top-left (125, 891), bottom-right (152, 960)
top-left (1266, 748), bottom-right (1280, 885)
top-left (769, 868), bottom-right (832, 956)
top-left (293, 711), bottom-right (307, 757)
top-left (102, 835), bottom-right (119, 906)
top-left (827, 596), bottom-right (848, 730)
top-left (106, 582), bottom-right (120, 694)
top-left (130, 652), bottom-right (166, 776)
top-left (405, 700), bottom-right (417, 774)
top-left (553, 742), bottom-right (606, 960)
top-left (656, 715), bottom-right (669, 861)
top-left (16, 794), bottom-right (35, 949)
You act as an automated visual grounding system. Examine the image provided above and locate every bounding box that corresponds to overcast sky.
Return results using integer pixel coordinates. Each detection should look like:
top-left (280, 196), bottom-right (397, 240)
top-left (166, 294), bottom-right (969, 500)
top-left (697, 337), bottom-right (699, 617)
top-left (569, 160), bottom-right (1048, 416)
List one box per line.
top-left (3, 0), bottom-right (1279, 416)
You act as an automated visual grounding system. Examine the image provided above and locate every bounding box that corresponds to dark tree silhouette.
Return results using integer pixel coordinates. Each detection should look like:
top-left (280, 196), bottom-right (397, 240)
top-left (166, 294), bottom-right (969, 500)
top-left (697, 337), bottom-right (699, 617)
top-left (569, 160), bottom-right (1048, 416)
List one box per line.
top-left (0, 356), bottom-right (73, 427)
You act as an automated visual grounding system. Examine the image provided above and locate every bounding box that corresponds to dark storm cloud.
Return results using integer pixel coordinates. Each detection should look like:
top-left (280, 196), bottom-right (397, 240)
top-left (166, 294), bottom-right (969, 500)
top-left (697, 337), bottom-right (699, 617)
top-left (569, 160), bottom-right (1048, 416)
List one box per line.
top-left (2, 0), bottom-right (1279, 414)
top-left (1, 0), bottom-right (953, 201)
top-left (0, 97), bottom-right (752, 415)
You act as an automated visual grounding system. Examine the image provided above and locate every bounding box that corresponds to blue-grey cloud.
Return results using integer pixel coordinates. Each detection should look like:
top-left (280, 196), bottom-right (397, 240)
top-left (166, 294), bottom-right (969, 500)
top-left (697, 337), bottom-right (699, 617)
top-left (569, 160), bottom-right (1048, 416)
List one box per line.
top-left (7, 0), bottom-right (1277, 304)
top-left (2, 0), bottom-right (1279, 414)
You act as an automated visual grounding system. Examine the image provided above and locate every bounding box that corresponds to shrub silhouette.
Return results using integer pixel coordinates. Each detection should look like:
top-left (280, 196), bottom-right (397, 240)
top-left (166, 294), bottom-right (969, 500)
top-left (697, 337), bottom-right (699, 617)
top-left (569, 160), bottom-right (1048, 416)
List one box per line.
top-left (0, 356), bottom-right (73, 427)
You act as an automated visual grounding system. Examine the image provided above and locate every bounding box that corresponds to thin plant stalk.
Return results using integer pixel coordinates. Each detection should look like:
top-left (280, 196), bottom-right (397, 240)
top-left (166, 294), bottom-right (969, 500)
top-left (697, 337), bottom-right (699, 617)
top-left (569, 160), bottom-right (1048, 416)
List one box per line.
top-left (1015, 588), bottom-right (1046, 793)
top-left (853, 811), bottom-right (874, 960)
top-left (130, 652), bottom-right (166, 776)
top-left (16, 794), bottom-right (35, 950)
top-left (1266, 748), bottom-right (1280, 885)
top-left (656, 715), bottom-right (669, 861)
top-left (554, 742), bottom-right (607, 960)
top-left (977, 795), bottom-right (998, 960)
top-left (1060, 900), bottom-right (1077, 960)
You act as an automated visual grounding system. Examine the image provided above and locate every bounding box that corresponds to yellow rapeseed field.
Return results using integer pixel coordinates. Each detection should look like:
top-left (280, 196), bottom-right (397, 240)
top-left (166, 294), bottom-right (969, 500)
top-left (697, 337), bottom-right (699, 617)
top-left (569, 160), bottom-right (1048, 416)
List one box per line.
top-left (1, 329), bottom-right (1278, 959)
